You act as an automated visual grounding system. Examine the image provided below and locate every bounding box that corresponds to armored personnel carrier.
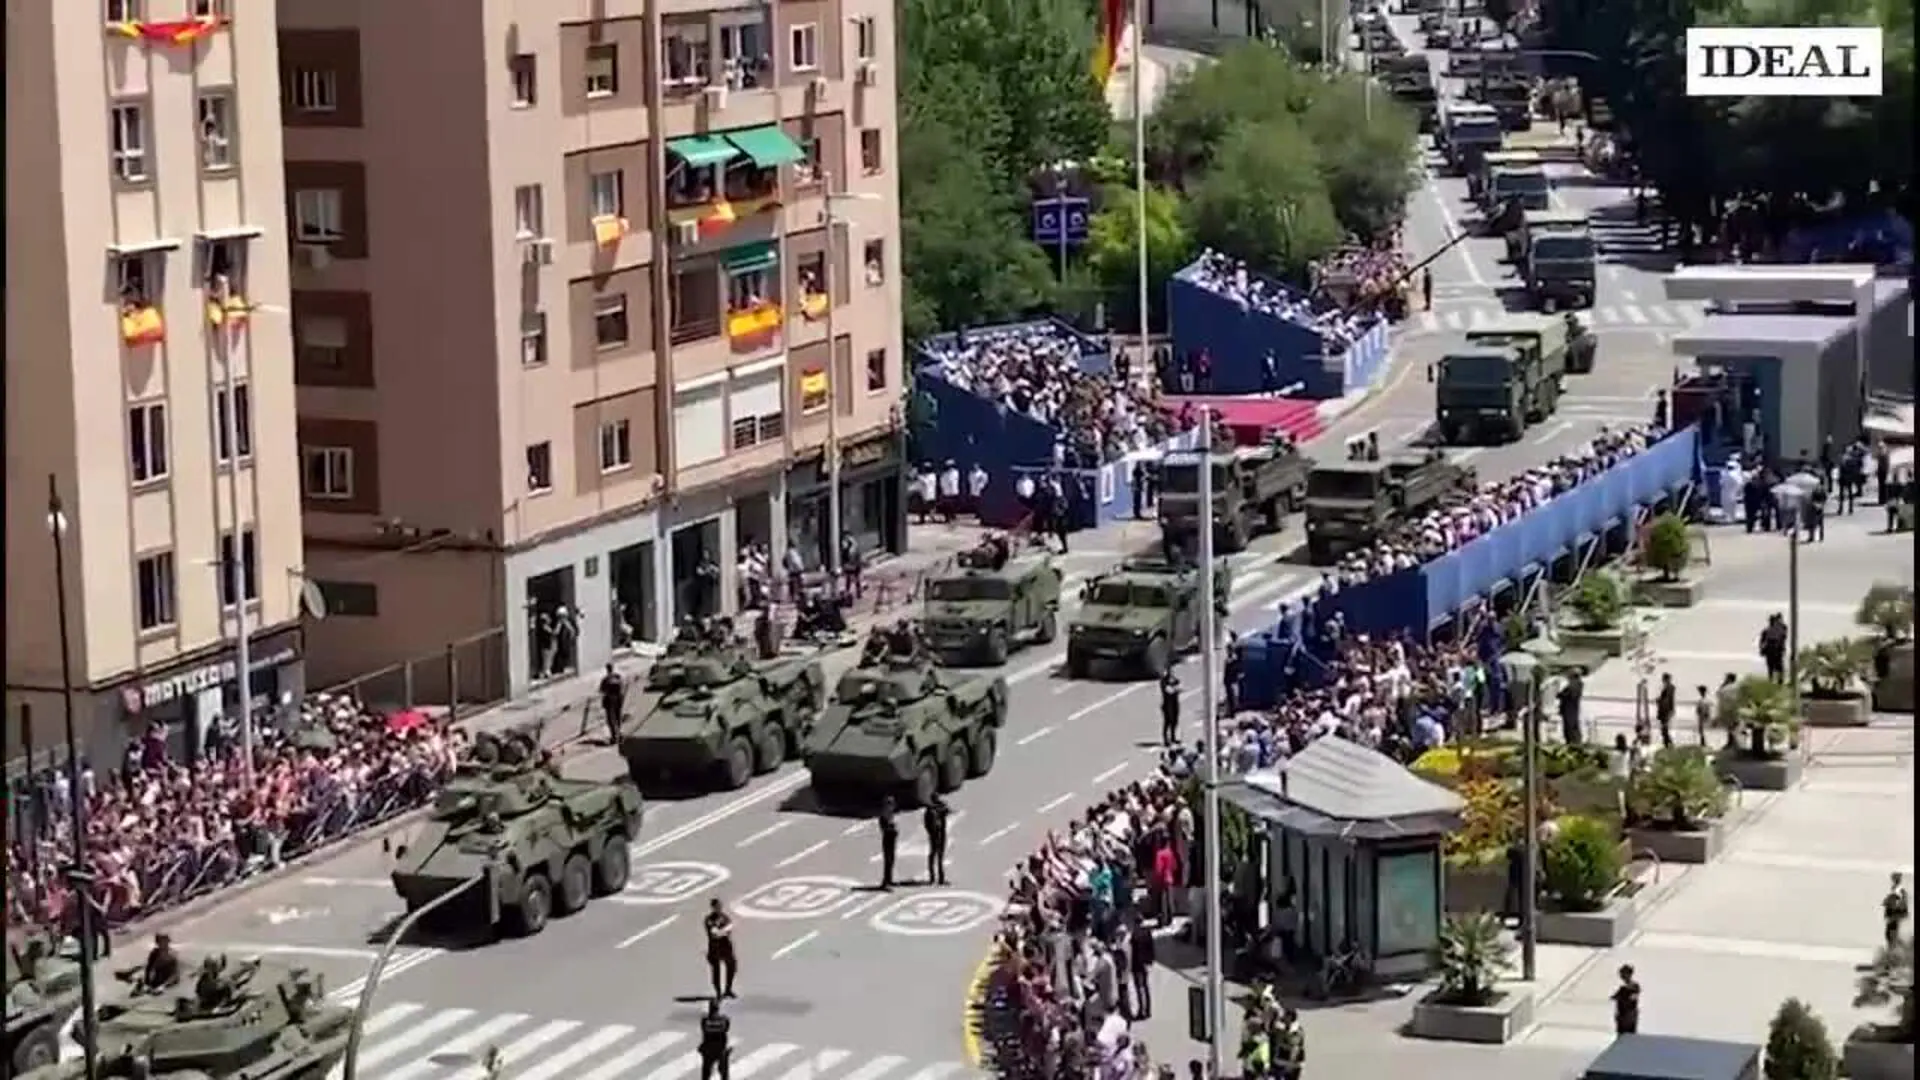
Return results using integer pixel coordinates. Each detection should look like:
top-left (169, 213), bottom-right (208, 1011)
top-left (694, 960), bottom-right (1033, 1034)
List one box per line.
top-left (1065, 557), bottom-right (1231, 679)
top-left (19, 954), bottom-right (350, 1080)
top-left (920, 540), bottom-right (1063, 666)
top-left (6, 934), bottom-right (81, 1076)
top-left (391, 728), bottom-right (643, 937)
top-left (619, 636), bottom-right (824, 790)
top-left (803, 647), bottom-right (1007, 807)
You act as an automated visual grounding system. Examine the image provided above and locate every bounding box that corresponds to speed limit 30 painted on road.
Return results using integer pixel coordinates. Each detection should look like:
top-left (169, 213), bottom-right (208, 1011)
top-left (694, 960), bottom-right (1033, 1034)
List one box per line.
top-left (619, 862), bottom-right (733, 905)
top-left (868, 890), bottom-right (1005, 936)
top-left (732, 876), bottom-right (867, 920)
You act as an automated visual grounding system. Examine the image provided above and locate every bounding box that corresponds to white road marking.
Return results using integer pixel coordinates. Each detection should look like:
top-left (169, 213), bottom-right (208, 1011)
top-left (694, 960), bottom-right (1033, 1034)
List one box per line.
top-left (572, 1033), bottom-right (688, 1080)
top-left (776, 840), bottom-right (831, 868)
top-left (900, 1065), bottom-right (968, 1080)
top-left (616, 913), bottom-right (681, 950)
top-left (731, 1044), bottom-right (803, 1077)
top-left (772, 1050), bottom-right (853, 1080)
top-left (770, 931), bottom-right (820, 960)
top-left (977, 823), bottom-right (1020, 846)
top-left (1064, 685), bottom-right (1141, 724)
top-left (448, 1020), bottom-right (582, 1080)
top-left (628, 1049), bottom-right (702, 1080)
top-left (301, 876), bottom-right (390, 888)
top-left (350, 1007), bottom-right (475, 1070)
top-left (509, 1024), bottom-right (635, 1080)
top-left (196, 943), bottom-right (380, 961)
top-left (383, 1014), bottom-right (530, 1080)
top-left (1037, 793), bottom-right (1075, 814)
top-left (839, 893), bottom-right (888, 920)
top-left (738, 821), bottom-right (794, 847)
top-left (1016, 725), bottom-right (1055, 746)
top-left (1091, 762), bottom-right (1130, 784)
top-left (1529, 419), bottom-right (1575, 446)
top-left (838, 1055), bottom-right (910, 1080)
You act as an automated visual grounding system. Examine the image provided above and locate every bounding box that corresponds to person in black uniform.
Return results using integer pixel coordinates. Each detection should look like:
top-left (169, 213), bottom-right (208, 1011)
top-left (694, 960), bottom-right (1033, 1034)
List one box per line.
top-left (923, 793), bottom-right (950, 886)
top-left (141, 933), bottom-right (181, 991)
top-left (1612, 964), bottom-right (1641, 1035)
top-left (1655, 672), bottom-right (1677, 748)
top-left (597, 663), bottom-right (626, 745)
top-left (704, 898), bottom-right (738, 999)
top-left (877, 795), bottom-right (900, 889)
top-left (1223, 632), bottom-right (1244, 716)
top-left (1159, 672), bottom-right (1182, 747)
top-left (698, 998), bottom-right (732, 1080)
top-left (1127, 915), bottom-right (1155, 1019)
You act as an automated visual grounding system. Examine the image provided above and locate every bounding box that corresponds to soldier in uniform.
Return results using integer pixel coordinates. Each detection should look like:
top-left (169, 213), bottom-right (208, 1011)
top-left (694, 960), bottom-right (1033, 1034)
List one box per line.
top-left (1274, 1007), bottom-right (1305, 1079)
top-left (860, 632), bottom-right (888, 667)
top-left (876, 795), bottom-right (901, 890)
top-left (140, 933), bottom-right (181, 991)
top-left (698, 998), bottom-right (733, 1080)
top-left (1883, 872), bottom-right (1910, 946)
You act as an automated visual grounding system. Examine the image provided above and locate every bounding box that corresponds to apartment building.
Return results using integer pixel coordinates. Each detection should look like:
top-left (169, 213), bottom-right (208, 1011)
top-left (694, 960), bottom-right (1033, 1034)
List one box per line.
top-left (5, 1), bottom-right (307, 767)
top-left (280, 0), bottom-right (905, 697)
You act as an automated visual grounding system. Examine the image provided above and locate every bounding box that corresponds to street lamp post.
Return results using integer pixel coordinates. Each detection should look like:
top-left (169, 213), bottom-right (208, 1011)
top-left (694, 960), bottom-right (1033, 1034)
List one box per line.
top-left (1772, 475), bottom-right (1819, 717)
top-left (819, 182), bottom-right (880, 581)
top-left (47, 475), bottom-right (101, 1080)
top-left (1500, 648), bottom-right (1541, 982)
top-left (1195, 411), bottom-right (1227, 1080)
top-left (342, 873), bottom-right (487, 1080)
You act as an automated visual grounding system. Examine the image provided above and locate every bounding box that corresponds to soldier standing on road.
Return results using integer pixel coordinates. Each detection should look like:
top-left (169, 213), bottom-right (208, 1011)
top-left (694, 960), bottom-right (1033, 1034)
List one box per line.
top-left (877, 795), bottom-right (900, 890)
top-left (1421, 268), bottom-right (1433, 312)
top-left (1160, 672), bottom-right (1182, 747)
top-left (1612, 964), bottom-right (1641, 1035)
top-left (698, 998), bottom-right (732, 1080)
top-left (597, 663), bottom-right (626, 745)
top-left (1883, 873), bottom-right (1910, 946)
top-left (704, 898), bottom-right (738, 999)
top-left (923, 793), bottom-right (950, 886)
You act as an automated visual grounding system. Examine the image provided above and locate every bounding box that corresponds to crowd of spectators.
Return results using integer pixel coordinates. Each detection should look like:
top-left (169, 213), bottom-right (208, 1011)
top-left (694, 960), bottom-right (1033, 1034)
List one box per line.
top-left (1184, 250), bottom-right (1382, 352)
top-left (925, 324), bottom-right (1172, 466)
top-left (5, 693), bottom-right (458, 939)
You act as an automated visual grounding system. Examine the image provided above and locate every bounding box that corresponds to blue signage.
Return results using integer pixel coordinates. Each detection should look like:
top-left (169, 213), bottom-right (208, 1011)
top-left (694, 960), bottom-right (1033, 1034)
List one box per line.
top-left (1030, 196), bottom-right (1091, 247)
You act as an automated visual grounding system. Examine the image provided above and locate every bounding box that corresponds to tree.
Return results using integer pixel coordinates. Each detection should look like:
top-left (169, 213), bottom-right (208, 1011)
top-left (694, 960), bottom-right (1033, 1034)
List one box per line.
top-left (1083, 184), bottom-right (1194, 333)
top-left (1186, 119), bottom-right (1344, 281)
top-left (1295, 77), bottom-right (1423, 240)
top-left (1765, 998), bottom-right (1839, 1080)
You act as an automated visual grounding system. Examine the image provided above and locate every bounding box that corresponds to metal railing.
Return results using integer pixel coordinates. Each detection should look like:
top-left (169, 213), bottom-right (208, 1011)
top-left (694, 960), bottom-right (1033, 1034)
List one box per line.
top-left (321, 627), bottom-right (511, 719)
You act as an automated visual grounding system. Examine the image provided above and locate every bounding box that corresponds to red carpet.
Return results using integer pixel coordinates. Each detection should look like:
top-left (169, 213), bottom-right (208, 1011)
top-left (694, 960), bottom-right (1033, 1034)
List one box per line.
top-left (1160, 396), bottom-right (1326, 448)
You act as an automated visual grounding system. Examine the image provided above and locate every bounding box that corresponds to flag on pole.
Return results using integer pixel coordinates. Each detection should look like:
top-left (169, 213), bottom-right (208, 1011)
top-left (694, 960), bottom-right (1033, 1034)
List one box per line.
top-left (108, 17), bottom-right (225, 45)
top-left (1093, 0), bottom-right (1129, 85)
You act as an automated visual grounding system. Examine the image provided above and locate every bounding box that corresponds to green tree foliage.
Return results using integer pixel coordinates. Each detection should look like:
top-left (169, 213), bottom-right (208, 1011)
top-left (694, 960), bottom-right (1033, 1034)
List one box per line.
top-left (1188, 120), bottom-right (1346, 279)
top-left (1082, 184), bottom-right (1195, 331)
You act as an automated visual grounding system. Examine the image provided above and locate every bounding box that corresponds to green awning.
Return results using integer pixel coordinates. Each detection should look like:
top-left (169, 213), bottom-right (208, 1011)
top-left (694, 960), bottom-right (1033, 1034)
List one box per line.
top-left (724, 125), bottom-right (807, 168)
top-left (721, 242), bottom-right (779, 274)
top-left (667, 135), bottom-right (741, 169)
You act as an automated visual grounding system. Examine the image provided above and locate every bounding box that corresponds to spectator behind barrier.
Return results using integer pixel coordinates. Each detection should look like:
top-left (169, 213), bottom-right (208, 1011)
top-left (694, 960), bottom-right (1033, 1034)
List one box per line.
top-left (1185, 250), bottom-right (1385, 353)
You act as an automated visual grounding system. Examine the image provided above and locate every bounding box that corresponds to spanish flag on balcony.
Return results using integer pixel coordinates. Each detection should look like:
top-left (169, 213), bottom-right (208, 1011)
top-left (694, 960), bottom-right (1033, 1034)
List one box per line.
top-left (1093, 0), bottom-right (1128, 85)
top-left (592, 215), bottom-right (631, 247)
top-left (700, 201), bottom-right (738, 239)
top-left (108, 16), bottom-right (224, 45)
top-left (800, 293), bottom-right (829, 321)
top-left (205, 295), bottom-right (251, 327)
top-left (120, 305), bottom-right (165, 346)
top-left (726, 303), bottom-right (782, 341)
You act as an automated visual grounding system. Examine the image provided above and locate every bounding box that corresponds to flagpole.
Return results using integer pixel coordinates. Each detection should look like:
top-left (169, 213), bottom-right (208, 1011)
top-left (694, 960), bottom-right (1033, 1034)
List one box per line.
top-left (1131, 0), bottom-right (1149, 374)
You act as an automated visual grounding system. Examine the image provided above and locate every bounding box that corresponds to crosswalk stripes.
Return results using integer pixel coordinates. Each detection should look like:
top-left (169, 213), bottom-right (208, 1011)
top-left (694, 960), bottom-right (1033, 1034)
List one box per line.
top-left (1408, 303), bottom-right (1706, 334)
top-left (328, 1002), bottom-right (985, 1080)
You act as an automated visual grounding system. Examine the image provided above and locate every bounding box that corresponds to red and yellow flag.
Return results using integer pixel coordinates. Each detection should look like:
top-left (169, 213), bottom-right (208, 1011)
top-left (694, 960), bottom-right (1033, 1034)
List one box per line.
top-left (120, 306), bottom-right (166, 346)
top-left (109, 17), bottom-right (225, 45)
top-left (592, 215), bottom-right (631, 247)
top-left (700, 201), bottom-right (738, 238)
top-left (1093, 0), bottom-right (1129, 85)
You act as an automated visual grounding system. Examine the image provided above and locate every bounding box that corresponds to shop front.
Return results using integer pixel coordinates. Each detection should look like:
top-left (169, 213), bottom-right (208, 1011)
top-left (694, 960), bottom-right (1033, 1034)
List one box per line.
top-left (786, 428), bottom-right (907, 570)
top-left (107, 625), bottom-right (307, 765)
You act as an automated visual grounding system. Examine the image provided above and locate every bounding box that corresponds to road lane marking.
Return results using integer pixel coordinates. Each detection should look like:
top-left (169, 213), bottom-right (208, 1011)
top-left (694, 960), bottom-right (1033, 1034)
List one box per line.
top-left (349, 1007), bottom-right (475, 1070)
top-left (616, 913), bottom-right (680, 950)
top-left (902, 1065), bottom-right (968, 1080)
top-left (1091, 762), bottom-right (1130, 784)
top-left (842, 821), bottom-right (867, 837)
top-left (838, 1055), bottom-right (910, 1080)
top-left (1065, 686), bottom-right (1140, 724)
top-left (771, 931), bottom-right (820, 960)
top-left (977, 824), bottom-right (1019, 846)
top-left (383, 1013), bottom-right (528, 1080)
top-left (1016, 725), bottom-right (1055, 746)
top-left (510, 1024), bottom-right (635, 1080)
top-left (630, 770), bottom-right (812, 859)
top-left (637, 1051), bottom-right (703, 1080)
top-left (732, 1044), bottom-right (803, 1077)
top-left (572, 1033), bottom-right (689, 1080)
top-left (302, 876), bottom-right (390, 888)
top-left (1037, 793), bottom-right (1074, 814)
top-left (738, 821), bottom-right (794, 847)
top-left (454, 1022), bottom-right (584, 1080)
top-left (195, 943), bottom-right (381, 960)
top-left (839, 893), bottom-right (887, 920)
top-left (776, 840), bottom-right (831, 868)
top-left (1529, 419), bottom-right (1575, 446)
top-left (773, 1051), bottom-right (852, 1080)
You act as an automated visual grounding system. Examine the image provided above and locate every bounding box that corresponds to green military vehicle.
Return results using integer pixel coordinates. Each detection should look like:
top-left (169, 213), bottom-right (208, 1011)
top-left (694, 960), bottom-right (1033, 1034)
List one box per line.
top-left (1441, 102), bottom-right (1504, 176)
top-left (1472, 150), bottom-right (1538, 204)
top-left (1512, 211), bottom-right (1599, 314)
top-left (802, 650), bottom-right (1006, 807)
top-left (1435, 314), bottom-right (1572, 443)
top-left (619, 635), bottom-right (824, 790)
top-left (920, 543), bottom-right (1063, 665)
top-left (1065, 557), bottom-right (1231, 679)
top-left (1158, 442), bottom-right (1310, 554)
top-left (392, 728), bottom-right (643, 936)
top-left (20, 955), bottom-right (351, 1080)
top-left (6, 935), bottom-right (81, 1075)
top-left (1483, 162), bottom-right (1550, 223)
top-left (1303, 439), bottom-right (1474, 564)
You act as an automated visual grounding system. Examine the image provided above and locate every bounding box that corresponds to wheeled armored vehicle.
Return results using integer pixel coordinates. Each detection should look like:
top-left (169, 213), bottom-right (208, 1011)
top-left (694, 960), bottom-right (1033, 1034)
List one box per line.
top-left (619, 637), bottom-right (824, 789)
top-left (920, 541), bottom-right (1063, 666)
top-left (1066, 557), bottom-right (1232, 679)
top-left (803, 649), bottom-right (1007, 807)
top-left (6, 935), bottom-right (81, 1076)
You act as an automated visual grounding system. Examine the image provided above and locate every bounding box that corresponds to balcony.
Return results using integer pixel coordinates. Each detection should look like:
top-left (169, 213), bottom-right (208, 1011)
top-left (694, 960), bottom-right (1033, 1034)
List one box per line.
top-left (727, 302), bottom-right (782, 346)
top-left (664, 127), bottom-right (806, 249)
top-left (120, 303), bottom-right (165, 346)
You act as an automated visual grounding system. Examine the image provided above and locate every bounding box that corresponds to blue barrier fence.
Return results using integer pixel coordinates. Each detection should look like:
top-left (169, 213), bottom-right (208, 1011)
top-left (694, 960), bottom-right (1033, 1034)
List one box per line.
top-left (1167, 260), bottom-right (1392, 399)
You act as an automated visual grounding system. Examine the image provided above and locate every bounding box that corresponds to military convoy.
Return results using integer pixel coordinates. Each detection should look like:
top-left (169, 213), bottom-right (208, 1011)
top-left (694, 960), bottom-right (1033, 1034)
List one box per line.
top-left (1434, 314), bottom-right (1574, 444)
top-left (1065, 557), bottom-right (1231, 678)
top-left (802, 648), bottom-right (1007, 807)
top-left (390, 728), bottom-right (643, 937)
top-left (1158, 443), bottom-right (1310, 555)
top-left (619, 632), bottom-right (824, 790)
top-left (1478, 152), bottom-right (1550, 223)
top-left (1511, 210), bottom-right (1599, 314)
top-left (1303, 435), bottom-right (1474, 564)
top-left (1440, 102), bottom-right (1504, 175)
top-left (7, 936), bottom-right (80, 1076)
top-left (919, 541), bottom-right (1062, 665)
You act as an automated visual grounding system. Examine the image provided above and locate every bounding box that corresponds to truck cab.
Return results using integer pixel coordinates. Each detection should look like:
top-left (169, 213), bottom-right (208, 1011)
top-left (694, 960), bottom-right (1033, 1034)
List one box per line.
top-left (1441, 104), bottom-right (1503, 175)
top-left (1471, 150), bottom-right (1538, 203)
top-left (1158, 445), bottom-right (1309, 554)
top-left (1486, 165), bottom-right (1551, 220)
top-left (1514, 211), bottom-right (1598, 312)
top-left (1304, 463), bottom-right (1393, 564)
top-left (1435, 345), bottom-right (1527, 443)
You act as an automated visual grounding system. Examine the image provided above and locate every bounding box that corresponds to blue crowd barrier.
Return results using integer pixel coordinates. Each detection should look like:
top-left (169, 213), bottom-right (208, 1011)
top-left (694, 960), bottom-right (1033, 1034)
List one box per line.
top-left (1167, 260), bottom-right (1393, 399)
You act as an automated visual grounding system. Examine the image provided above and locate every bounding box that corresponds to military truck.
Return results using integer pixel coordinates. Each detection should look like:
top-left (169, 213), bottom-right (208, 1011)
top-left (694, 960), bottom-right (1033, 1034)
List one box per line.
top-left (1483, 164), bottom-right (1550, 223)
top-left (6, 935), bottom-right (80, 1076)
top-left (920, 544), bottom-right (1063, 665)
top-left (1435, 314), bottom-right (1571, 442)
top-left (391, 728), bottom-right (643, 936)
top-left (803, 651), bottom-right (1006, 807)
top-left (1471, 150), bottom-right (1539, 205)
top-left (1158, 443), bottom-right (1310, 554)
top-left (1440, 103), bottom-right (1503, 175)
top-left (1303, 440), bottom-right (1473, 564)
top-left (1513, 210), bottom-right (1598, 314)
top-left (22, 955), bottom-right (351, 1080)
top-left (619, 636), bottom-right (824, 789)
top-left (1385, 71), bottom-right (1440, 131)
top-left (1065, 557), bottom-right (1231, 679)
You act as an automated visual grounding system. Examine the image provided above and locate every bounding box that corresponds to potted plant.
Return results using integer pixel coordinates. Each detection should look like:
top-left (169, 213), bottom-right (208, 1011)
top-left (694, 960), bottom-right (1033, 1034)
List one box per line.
top-left (1637, 513), bottom-right (1703, 607)
top-left (1443, 777), bottom-right (1558, 915)
top-left (1798, 638), bottom-right (1874, 728)
top-left (1766, 997), bottom-right (1840, 1079)
top-left (1858, 583), bottom-right (1915, 713)
top-left (1410, 912), bottom-right (1534, 1043)
top-left (1844, 934), bottom-right (1915, 1079)
top-left (1540, 743), bottom-right (1621, 815)
top-left (1560, 572), bottom-right (1630, 656)
top-left (1715, 674), bottom-right (1805, 791)
top-left (1537, 814), bottom-right (1637, 946)
top-left (1625, 746), bottom-right (1731, 863)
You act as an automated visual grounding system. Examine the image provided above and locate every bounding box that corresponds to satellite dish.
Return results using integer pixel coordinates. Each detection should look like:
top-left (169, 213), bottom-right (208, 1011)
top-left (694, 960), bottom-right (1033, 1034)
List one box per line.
top-left (300, 579), bottom-right (329, 620)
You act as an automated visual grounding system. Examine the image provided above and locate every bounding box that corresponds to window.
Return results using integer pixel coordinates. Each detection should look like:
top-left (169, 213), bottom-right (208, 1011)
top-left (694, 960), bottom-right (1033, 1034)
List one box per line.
top-left (860, 129), bottom-right (883, 174)
top-left (794, 136), bottom-right (823, 185)
top-left (593, 293), bottom-right (630, 347)
top-left (670, 265), bottom-right (721, 342)
top-left (717, 22), bottom-right (767, 89)
top-left (106, 0), bottom-right (143, 20)
top-left (289, 68), bottom-right (338, 113)
top-left (664, 32), bottom-right (710, 85)
top-left (197, 92), bottom-right (234, 171)
top-left (510, 54), bottom-right (537, 107)
top-left (853, 16), bottom-right (878, 60)
top-left (292, 188), bottom-right (344, 241)
top-left (863, 239), bottom-right (886, 285)
top-left (128, 401), bottom-right (169, 484)
top-left (865, 348), bottom-right (889, 393)
top-left (726, 268), bottom-right (770, 312)
top-left (513, 184), bottom-right (544, 238)
top-left (598, 418), bottom-right (633, 472)
top-left (588, 171), bottom-right (625, 220)
top-left (216, 529), bottom-right (260, 607)
top-left (520, 312), bottom-right (548, 367)
top-left (116, 253), bottom-right (155, 303)
top-left (666, 163), bottom-right (719, 208)
top-left (789, 24), bottom-right (818, 71)
top-left (109, 102), bottom-right (148, 182)
top-left (584, 44), bottom-right (618, 97)
top-left (205, 237), bottom-right (248, 292)
top-left (729, 374), bottom-right (785, 450)
top-left (315, 581), bottom-right (379, 617)
top-left (302, 446), bottom-right (353, 500)
top-left (296, 315), bottom-right (348, 370)
top-left (795, 252), bottom-right (827, 310)
top-left (192, 0), bottom-right (229, 16)
top-left (135, 552), bottom-right (177, 632)
top-left (526, 441), bottom-right (553, 492)
top-left (214, 383), bottom-right (253, 462)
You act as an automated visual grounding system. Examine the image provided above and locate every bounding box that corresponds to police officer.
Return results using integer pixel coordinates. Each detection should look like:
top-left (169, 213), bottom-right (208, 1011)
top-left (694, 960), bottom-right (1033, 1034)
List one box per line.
top-left (698, 997), bottom-right (732, 1080)
top-left (877, 795), bottom-right (900, 890)
top-left (597, 663), bottom-right (626, 745)
top-left (704, 898), bottom-right (738, 999)
top-left (1223, 632), bottom-right (1245, 716)
top-left (1159, 671), bottom-right (1182, 747)
top-left (923, 793), bottom-right (951, 886)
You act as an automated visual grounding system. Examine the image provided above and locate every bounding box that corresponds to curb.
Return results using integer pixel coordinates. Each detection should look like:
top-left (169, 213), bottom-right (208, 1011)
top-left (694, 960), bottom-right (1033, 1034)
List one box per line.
top-left (961, 943), bottom-right (1003, 1069)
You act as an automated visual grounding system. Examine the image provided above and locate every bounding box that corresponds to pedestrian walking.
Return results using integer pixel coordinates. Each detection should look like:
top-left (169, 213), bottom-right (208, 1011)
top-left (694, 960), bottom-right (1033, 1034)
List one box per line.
top-left (704, 898), bottom-right (738, 999)
top-left (877, 795), bottom-right (900, 890)
top-left (1127, 915), bottom-right (1155, 1019)
top-left (1655, 672), bottom-right (1677, 749)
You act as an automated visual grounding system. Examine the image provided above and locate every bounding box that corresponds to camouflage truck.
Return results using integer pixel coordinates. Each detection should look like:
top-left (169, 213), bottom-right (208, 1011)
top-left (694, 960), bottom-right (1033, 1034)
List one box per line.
top-left (619, 636), bottom-right (824, 789)
top-left (1157, 443), bottom-right (1310, 554)
top-left (1435, 314), bottom-right (1571, 442)
top-left (919, 544), bottom-right (1063, 666)
top-left (391, 728), bottom-right (644, 936)
top-left (803, 650), bottom-right (1007, 807)
top-left (6, 935), bottom-right (80, 1076)
top-left (1304, 440), bottom-right (1474, 563)
top-left (1065, 557), bottom-right (1232, 679)
top-left (1512, 211), bottom-right (1598, 315)
top-left (22, 954), bottom-right (350, 1080)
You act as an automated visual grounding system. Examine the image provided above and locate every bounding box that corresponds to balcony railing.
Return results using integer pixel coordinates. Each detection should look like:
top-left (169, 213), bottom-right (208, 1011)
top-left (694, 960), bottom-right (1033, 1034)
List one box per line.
top-left (670, 313), bottom-right (722, 345)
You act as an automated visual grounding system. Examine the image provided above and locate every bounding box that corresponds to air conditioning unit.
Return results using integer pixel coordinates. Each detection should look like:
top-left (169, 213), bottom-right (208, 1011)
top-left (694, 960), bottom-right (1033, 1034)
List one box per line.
top-left (294, 244), bottom-right (332, 270)
top-left (675, 221), bottom-right (701, 246)
top-left (856, 61), bottom-right (880, 87)
top-left (809, 75), bottom-right (830, 96)
top-left (703, 83), bottom-right (730, 111)
top-left (520, 238), bottom-right (553, 267)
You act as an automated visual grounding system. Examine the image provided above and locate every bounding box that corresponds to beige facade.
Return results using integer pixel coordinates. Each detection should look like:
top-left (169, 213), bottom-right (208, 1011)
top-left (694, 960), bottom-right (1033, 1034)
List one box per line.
top-left (5, 0), bottom-right (308, 765)
top-left (280, 0), bottom-right (905, 697)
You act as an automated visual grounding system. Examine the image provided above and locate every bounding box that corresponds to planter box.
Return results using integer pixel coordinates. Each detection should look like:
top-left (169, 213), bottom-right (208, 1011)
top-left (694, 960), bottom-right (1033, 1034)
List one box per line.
top-left (1551, 773), bottom-right (1623, 817)
top-left (1627, 820), bottom-right (1725, 864)
top-left (1873, 642), bottom-right (1913, 714)
top-left (1409, 987), bottom-right (1536, 1044)
top-left (1842, 1033), bottom-right (1915, 1080)
top-left (1804, 694), bottom-right (1872, 728)
top-left (1538, 888), bottom-right (1640, 947)
top-left (1639, 577), bottom-right (1705, 608)
top-left (1443, 861), bottom-right (1509, 916)
top-left (1558, 627), bottom-right (1628, 657)
top-left (1715, 750), bottom-right (1803, 792)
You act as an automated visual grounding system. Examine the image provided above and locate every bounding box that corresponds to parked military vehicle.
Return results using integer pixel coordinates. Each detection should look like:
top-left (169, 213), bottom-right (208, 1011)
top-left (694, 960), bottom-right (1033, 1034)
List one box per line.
top-left (1471, 150), bottom-right (1539, 205)
top-left (1435, 314), bottom-right (1572, 443)
top-left (920, 543), bottom-right (1063, 665)
top-left (21, 955), bottom-right (351, 1080)
top-left (1512, 211), bottom-right (1598, 314)
top-left (1066, 557), bottom-right (1231, 679)
top-left (1303, 437), bottom-right (1473, 564)
top-left (1440, 103), bottom-right (1504, 175)
top-left (803, 650), bottom-right (1007, 807)
top-left (619, 636), bottom-right (824, 789)
top-left (6, 935), bottom-right (81, 1076)
top-left (1158, 443), bottom-right (1310, 554)
top-left (390, 728), bottom-right (643, 937)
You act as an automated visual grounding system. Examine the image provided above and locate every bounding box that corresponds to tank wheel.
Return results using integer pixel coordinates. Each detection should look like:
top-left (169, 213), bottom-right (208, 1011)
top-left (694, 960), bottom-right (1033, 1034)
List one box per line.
top-left (1035, 611), bottom-right (1058, 645)
top-left (14, 1024), bottom-right (59, 1074)
top-left (1144, 637), bottom-right (1171, 678)
top-left (908, 756), bottom-right (939, 808)
top-left (754, 723), bottom-right (786, 774)
top-left (506, 873), bottom-right (552, 937)
top-left (721, 736), bottom-right (754, 790)
top-left (937, 746), bottom-right (967, 793)
top-left (557, 855), bottom-right (593, 915)
top-left (968, 727), bottom-right (998, 778)
top-left (592, 834), bottom-right (631, 895)
top-left (986, 627), bottom-right (1010, 665)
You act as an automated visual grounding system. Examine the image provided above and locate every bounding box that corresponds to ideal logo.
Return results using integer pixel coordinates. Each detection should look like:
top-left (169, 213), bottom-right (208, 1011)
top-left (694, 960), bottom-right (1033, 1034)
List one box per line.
top-left (1686, 26), bottom-right (1883, 97)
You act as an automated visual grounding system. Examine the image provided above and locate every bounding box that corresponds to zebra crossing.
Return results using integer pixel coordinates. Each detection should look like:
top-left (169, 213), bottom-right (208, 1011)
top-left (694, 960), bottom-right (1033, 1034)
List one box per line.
top-left (327, 1001), bottom-right (983, 1080)
top-left (1410, 301), bottom-right (1707, 334)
